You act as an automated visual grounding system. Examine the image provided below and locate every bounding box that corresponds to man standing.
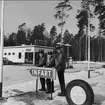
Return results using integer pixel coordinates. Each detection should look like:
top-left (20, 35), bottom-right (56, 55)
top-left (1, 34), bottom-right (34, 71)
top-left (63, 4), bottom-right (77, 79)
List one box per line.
top-left (54, 44), bottom-right (66, 96)
top-left (46, 51), bottom-right (55, 93)
top-left (37, 49), bottom-right (46, 91)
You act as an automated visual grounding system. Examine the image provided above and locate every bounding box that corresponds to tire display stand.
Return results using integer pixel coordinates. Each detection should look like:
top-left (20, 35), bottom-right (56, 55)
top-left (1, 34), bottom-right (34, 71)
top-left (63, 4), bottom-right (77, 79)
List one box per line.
top-left (65, 79), bottom-right (94, 105)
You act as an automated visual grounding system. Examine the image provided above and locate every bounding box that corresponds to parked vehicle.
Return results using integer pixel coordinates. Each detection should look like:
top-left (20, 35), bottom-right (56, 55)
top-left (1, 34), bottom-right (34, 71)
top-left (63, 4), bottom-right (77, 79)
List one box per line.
top-left (3, 57), bottom-right (13, 65)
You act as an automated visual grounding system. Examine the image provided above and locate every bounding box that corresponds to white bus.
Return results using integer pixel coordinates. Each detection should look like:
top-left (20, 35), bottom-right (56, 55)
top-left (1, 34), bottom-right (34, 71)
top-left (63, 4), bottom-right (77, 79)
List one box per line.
top-left (3, 45), bottom-right (54, 65)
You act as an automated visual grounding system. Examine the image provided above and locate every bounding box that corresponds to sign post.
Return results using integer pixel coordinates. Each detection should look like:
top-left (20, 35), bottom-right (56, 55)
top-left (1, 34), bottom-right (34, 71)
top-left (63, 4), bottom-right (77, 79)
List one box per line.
top-left (29, 67), bottom-right (56, 100)
top-left (0, 0), bottom-right (4, 98)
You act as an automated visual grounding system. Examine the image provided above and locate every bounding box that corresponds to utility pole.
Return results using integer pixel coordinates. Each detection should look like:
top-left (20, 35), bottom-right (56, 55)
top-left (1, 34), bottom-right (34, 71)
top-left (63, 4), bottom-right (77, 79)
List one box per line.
top-left (0, 0), bottom-right (4, 97)
top-left (70, 4), bottom-right (91, 78)
top-left (87, 6), bottom-right (90, 78)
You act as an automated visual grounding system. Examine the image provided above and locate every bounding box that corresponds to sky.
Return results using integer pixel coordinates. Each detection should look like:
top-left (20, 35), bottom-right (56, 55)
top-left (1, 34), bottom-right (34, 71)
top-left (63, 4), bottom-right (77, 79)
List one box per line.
top-left (0, 0), bottom-right (99, 36)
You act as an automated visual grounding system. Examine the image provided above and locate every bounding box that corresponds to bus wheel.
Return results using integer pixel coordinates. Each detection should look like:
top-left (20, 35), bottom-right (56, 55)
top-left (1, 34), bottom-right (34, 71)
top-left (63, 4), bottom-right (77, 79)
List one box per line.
top-left (65, 79), bottom-right (94, 105)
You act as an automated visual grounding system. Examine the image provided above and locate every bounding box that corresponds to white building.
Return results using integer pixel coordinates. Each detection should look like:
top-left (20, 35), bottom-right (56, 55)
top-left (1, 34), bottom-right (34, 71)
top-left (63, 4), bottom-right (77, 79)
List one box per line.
top-left (3, 45), bottom-right (54, 65)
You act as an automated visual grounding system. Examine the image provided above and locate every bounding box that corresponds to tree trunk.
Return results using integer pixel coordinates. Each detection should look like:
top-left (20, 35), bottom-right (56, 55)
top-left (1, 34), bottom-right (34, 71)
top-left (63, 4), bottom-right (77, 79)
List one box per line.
top-left (76, 40), bottom-right (79, 60)
top-left (85, 28), bottom-right (88, 61)
top-left (92, 39), bottom-right (95, 61)
top-left (79, 40), bottom-right (81, 61)
top-left (61, 8), bottom-right (64, 43)
top-left (103, 39), bottom-right (105, 61)
top-left (98, 19), bottom-right (102, 61)
top-left (85, 35), bottom-right (88, 61)
top-left (100, 37), bottom-right (102, 61)
top-left (98, 37), bottom-right (100, 61)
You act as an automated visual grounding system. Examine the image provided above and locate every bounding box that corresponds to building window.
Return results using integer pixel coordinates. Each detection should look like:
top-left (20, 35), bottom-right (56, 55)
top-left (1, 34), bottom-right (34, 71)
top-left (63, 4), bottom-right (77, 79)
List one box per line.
top-left (4, 53), bottom-right (7, 55)
top-left (18, 53), bottom-right (21, 59)
top-left (8, 53), bottom-right (11, 55)
top-left (12, 53), bottom-right (15, 55)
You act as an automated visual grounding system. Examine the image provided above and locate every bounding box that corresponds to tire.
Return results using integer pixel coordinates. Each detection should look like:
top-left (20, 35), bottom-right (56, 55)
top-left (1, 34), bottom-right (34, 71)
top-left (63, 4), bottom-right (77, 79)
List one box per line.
top-left (65, 79), bottom-right (94, 105)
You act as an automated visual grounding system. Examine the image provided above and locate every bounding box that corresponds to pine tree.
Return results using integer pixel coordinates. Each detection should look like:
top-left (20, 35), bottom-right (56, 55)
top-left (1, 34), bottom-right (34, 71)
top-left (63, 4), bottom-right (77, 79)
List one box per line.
top-left (54, 0), bottom-right (72, 43)
top-left (50, 26), bottom-right (57, 46)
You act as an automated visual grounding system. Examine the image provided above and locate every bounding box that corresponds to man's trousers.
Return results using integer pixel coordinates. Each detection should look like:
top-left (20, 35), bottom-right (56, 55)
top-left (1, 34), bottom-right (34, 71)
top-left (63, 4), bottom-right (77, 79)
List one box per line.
top-left (57, 71), bottom-right (65, 94)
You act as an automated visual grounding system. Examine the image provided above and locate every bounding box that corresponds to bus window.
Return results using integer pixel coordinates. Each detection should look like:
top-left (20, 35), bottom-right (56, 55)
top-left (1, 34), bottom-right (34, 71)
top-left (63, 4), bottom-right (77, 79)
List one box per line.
top-left (12, 53), bottom-right (15, 55)
top-left (18, 53), bottom-right (21, 59)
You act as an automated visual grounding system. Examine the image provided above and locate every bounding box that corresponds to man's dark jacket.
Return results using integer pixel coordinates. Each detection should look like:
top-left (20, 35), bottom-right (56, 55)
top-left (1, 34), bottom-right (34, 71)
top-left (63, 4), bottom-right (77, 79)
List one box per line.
top-left (54, 51), bottom-right (66, 72)
top-left (37, 55), bottom-right (46, 67)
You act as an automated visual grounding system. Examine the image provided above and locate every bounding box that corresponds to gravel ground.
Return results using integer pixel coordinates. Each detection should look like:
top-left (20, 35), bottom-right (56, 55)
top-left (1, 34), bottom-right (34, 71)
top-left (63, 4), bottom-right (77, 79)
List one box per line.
top-left (0, 62), bottom-right (105, 105)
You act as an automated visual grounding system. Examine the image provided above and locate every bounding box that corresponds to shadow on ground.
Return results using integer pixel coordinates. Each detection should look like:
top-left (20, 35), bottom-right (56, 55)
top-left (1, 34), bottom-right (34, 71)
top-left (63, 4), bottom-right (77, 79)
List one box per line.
top-left (12, 89), bottom-right (24, 94)
top-left (49, 99), bottom-right (68, 105)
top-left (11, 89), bottom-right (49, 105)
top-left (0, 98), bottom-right (7, 104)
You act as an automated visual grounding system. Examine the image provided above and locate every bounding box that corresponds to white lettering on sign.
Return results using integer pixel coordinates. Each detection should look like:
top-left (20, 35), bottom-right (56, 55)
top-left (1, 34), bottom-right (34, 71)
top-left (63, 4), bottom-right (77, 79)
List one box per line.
top-left (45, 70), bottom-right (48, 77)
top-left (33, 69), bottom-right (37, 75)
top-left (29, 67), bottom-right (56, 79)
top-left (41, 70), bottom-right (44, 76)
top-left (48, 70), bottom-right (51, 77)
top-left (38, 70), bottom-right (41, 75)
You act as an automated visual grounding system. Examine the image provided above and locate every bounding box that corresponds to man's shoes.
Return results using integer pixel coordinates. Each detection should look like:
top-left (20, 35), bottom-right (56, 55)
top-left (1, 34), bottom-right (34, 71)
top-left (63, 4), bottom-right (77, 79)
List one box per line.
top-left (39, 88), bottom-right (46, 91)
top-left (57, 92), bottom-right (65, 96)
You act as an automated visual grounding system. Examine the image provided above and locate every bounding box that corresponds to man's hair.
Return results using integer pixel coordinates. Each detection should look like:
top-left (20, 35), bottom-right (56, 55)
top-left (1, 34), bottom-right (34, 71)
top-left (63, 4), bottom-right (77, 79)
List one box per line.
top-left (48, 51), bottom-right (53, 55)
top-left (38, 49), bottom-right (44, 54)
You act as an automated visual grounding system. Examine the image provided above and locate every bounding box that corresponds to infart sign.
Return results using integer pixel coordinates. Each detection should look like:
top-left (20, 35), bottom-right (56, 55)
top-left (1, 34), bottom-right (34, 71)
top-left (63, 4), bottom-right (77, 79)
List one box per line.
top-left (29, 67), bottom-right (56, 80)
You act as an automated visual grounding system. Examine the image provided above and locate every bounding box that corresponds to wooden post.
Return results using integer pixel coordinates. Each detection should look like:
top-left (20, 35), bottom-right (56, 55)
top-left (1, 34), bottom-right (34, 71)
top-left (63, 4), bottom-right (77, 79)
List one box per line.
top-left (0, 0), bottom-right (4, 97)
top-left (36, 78), bottom-right (38, 92)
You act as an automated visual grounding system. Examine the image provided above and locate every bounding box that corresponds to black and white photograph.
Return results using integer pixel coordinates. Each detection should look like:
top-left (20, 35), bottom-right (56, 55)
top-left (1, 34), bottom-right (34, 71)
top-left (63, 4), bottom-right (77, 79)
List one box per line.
top-left (0, 0), bottom-right (105, 105)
